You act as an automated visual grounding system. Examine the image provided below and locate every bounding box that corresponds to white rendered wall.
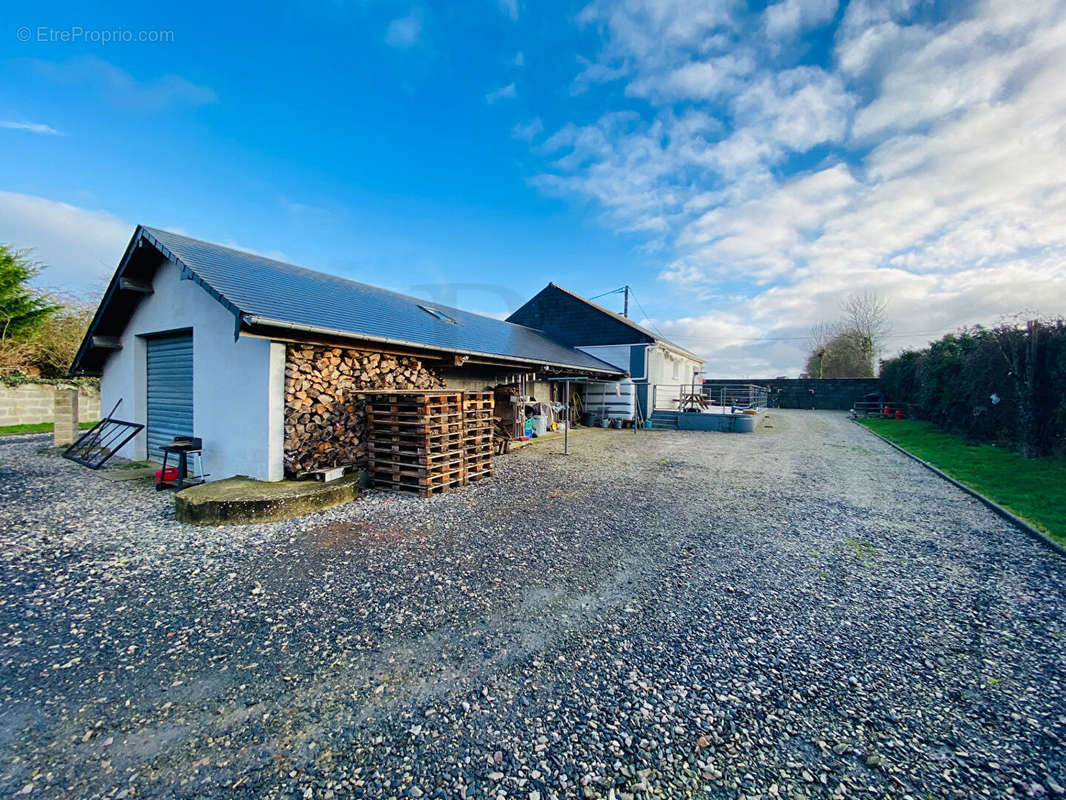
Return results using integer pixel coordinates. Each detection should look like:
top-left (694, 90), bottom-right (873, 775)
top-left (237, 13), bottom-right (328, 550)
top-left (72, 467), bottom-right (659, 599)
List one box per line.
top-left (99, 259), bottom-right (279, 481)
top-left (645, 345), bottom-right (704, 409)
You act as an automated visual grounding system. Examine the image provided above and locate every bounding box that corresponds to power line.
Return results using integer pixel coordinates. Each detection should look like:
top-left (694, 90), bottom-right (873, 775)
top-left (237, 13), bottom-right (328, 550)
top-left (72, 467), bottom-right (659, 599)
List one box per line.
top-left (627, 289), bottom-right (667, 339)
top-left (588, 286), bottom-right (626, 301)
top-left (656, 327), bottom-right (957, 344)
top-left (588, 285), bottom-right (955, 346)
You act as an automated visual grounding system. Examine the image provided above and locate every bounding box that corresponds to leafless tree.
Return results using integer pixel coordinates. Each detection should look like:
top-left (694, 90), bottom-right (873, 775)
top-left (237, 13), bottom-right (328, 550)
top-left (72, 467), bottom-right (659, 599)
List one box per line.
top-left (841, 290), bottom-right (891, 372)
top-left (806, 322), bottom-right (839, 379)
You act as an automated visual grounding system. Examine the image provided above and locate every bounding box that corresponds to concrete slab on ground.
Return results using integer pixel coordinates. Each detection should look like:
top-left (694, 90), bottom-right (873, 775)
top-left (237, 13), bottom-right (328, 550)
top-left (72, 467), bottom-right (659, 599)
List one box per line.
top-left (175, 474), bottom-right (360, 525)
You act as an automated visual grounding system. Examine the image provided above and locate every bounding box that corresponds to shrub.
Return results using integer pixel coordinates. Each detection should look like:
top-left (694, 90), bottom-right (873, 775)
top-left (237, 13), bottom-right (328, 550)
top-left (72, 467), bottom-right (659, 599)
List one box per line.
top-left (880, 319), bottom-right (1066, 457)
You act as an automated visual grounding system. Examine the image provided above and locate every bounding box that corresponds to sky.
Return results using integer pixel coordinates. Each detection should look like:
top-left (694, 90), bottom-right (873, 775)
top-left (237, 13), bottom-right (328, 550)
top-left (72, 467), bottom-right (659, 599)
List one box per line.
top-left (2, 0), bottom-right (1065, 376)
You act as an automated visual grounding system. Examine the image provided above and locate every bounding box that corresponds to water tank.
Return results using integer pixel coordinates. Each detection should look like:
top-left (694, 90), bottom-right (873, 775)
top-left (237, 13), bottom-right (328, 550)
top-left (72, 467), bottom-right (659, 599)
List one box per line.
top-left (584, 379), bottom-right (636, 424)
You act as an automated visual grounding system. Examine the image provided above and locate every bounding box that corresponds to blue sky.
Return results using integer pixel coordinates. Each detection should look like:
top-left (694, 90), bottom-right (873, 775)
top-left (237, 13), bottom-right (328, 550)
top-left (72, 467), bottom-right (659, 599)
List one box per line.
top-left (3, 0), bottom-right (1066, 375)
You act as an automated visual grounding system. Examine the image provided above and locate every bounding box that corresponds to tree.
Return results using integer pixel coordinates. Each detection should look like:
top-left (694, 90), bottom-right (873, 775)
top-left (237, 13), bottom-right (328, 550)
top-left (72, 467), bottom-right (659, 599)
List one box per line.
top-left (28, 294), bottom-right (95, 378)
top-left (0, 245), bottom-right (60, 374)
top-left (807, 328), bottom-right (874, 378)
top-left (841, 289), bottom-right (890, 371)
top-left (0, 246), bottom-right (58, 341)
top-left (806, 322), bottom-right (839, 379)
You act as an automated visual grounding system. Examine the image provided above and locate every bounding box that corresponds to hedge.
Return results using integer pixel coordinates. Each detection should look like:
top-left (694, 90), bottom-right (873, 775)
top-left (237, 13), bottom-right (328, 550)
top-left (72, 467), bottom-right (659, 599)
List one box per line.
top-left (879, 320), bottom-right (1066, 457)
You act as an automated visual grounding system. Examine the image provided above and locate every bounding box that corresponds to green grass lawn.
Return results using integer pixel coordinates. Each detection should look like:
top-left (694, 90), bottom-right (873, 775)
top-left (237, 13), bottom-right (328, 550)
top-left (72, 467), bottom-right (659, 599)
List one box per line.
top-left (858, 418), bottom-right (1066, 545)
top-left (0, 420), bottom-right (98, 436)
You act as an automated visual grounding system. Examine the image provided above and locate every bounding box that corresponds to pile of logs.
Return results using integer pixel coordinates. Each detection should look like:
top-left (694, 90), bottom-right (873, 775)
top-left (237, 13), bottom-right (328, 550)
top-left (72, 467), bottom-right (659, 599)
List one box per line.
top-left (284, 345), bottom-right (444, 476)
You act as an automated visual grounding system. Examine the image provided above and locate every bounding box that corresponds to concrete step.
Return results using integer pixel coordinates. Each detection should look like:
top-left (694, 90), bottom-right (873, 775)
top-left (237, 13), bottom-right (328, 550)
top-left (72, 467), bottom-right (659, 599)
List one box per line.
top-left (648, 411), bottom-right (680, 430)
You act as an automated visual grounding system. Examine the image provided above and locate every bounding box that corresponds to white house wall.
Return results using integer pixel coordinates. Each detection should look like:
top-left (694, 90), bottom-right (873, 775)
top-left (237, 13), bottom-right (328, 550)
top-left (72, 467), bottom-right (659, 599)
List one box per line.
top-left (99, 259), bottom-right (281, 481)
top-left (646, 345), bottom-right (702, 385)
top-left (645, 345), bottom-right (704, 409)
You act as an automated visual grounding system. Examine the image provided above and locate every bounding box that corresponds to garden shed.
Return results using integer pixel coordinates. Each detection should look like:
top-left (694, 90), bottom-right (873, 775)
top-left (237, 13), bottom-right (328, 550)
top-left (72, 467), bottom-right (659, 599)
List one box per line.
top-left (69, 226), bottom-right (622, 481)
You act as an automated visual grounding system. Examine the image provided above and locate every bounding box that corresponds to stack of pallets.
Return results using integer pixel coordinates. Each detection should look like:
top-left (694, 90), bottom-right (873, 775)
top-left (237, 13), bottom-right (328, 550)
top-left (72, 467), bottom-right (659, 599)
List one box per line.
top-left (366, 392), bottom-right (466, 496)
top-left (462, 390), bottom-right (495, 483)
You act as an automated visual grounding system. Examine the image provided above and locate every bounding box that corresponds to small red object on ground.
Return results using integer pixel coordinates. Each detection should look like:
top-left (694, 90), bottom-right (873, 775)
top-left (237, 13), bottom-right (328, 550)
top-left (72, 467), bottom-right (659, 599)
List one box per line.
top-left (155, 467), bottom-right (179, 486)
top-left (895, 409), bottom-right (905, 420)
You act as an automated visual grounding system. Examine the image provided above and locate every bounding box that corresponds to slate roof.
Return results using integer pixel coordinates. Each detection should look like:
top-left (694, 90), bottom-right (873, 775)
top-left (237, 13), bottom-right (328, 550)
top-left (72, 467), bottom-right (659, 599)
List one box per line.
top-left (69, 227), bottom-right (623, 377)
top-left (507, 283), bottom-right (704, 362)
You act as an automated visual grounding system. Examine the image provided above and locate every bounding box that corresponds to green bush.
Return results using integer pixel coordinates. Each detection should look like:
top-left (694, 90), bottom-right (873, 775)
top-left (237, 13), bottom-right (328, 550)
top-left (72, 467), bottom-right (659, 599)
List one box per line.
top-left (880, 320), bottom-right (1066, 457)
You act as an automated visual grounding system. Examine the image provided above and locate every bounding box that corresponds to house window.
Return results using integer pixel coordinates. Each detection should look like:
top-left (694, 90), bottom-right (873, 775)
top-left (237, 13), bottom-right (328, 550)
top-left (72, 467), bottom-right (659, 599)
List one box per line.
top-left (418, 305), bottom-right (458, 324)
top-left (672, 359), bottom-right (680, 380)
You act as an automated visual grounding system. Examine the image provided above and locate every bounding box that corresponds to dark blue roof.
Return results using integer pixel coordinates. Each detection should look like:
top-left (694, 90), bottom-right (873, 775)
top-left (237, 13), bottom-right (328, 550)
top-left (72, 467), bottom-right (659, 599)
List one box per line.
top-left (508, 283), bottom-right (703, 361)
top-left (71, 226), bottom-right (622, 376)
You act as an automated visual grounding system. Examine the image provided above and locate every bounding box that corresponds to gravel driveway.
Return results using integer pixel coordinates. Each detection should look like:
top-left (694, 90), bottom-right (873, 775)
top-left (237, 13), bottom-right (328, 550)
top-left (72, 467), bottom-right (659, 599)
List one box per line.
top-left (1, 411), bottom-right (1064, 800)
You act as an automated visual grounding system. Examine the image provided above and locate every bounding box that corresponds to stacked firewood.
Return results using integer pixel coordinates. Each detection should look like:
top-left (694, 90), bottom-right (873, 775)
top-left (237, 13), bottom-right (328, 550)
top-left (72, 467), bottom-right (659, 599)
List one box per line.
top-left (284, 345), bottom-right (444, 475)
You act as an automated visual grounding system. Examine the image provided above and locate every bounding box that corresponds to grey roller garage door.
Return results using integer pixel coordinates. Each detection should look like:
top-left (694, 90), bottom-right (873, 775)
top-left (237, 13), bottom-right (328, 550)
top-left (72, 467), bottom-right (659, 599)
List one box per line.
top-left (147, 333), bottom-right (193, 459)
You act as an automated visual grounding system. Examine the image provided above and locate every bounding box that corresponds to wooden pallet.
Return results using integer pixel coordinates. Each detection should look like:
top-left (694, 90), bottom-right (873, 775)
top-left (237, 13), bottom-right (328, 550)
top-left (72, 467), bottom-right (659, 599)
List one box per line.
top-left (364, 391), bottom-right (498, 496)
top-left (460, 390), bottom-right (495, 486)
top-left (370, 466), bottom-right (466, 487)
top-left (369, 432), bottom-right (464, 445)
top-left (370, 479), bottom-right (463, 497)
top-left (369, 452), bottom-right (464, 468)
top-left (369, 441), bottom-right (463, 457)
top-left (365, 391), bottom-right (468, 496)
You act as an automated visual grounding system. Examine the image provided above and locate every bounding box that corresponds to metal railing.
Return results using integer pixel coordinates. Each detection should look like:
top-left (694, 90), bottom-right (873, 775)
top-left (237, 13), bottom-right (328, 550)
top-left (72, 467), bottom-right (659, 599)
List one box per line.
top-left (651, 383), bottom-right (769, 411)
top-left (704, 383), bottom-right (769, 410)
top-left (852, 399), bottom-right (911, 418)
top-left (651, 384), bottom-right (684, 411)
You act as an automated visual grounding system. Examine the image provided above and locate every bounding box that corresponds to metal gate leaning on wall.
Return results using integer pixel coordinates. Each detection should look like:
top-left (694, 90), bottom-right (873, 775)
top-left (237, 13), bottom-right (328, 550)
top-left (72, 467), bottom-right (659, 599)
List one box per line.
top-left (146, 332), bottom-right (193, 459)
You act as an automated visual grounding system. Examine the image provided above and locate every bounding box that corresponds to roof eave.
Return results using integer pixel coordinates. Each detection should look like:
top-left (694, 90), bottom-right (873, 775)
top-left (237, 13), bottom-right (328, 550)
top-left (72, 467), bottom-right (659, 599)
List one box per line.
top-left (242, 315), bottom-right (624, 376)
top-left (69, 225), bottom-right (250, 377)
top-left (651, 340), bottom-right (705, 363)
top-left (68, 224), bottom-right (147, 377)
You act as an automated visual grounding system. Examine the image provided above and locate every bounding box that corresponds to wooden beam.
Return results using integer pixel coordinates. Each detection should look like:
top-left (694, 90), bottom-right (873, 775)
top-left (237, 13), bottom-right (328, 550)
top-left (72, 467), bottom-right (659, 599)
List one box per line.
top-left (91, 336), bottom-right (122, 350)
top-left (239, 327), bottom-right (448, 361)
top-left (118, 277), bottom-right (154, 294)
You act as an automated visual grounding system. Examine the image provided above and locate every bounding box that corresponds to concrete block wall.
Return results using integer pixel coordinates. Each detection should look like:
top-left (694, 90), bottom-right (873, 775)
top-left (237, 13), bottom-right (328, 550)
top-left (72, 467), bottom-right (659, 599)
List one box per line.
top-left (703, 378), bottom-right (880, 411)
top-left (0, 383), bottom-right (101, 426)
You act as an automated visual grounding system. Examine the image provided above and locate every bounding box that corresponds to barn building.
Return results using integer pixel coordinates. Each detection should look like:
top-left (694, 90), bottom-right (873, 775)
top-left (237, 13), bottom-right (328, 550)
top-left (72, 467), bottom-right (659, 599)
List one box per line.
top-left (507, 283), bottom-right (704, 420)
top-left (69, 227), bottom-right (623, 481)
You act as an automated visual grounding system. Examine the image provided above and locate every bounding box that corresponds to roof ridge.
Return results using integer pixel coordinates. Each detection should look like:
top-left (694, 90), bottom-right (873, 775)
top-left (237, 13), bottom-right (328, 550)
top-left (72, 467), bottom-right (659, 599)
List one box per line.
top-left (545, 282), bottom-right (703, 361)
top-left (142, 226), bottom-right (542, 334)
top-left (99, 227), bottom-right (623, 376)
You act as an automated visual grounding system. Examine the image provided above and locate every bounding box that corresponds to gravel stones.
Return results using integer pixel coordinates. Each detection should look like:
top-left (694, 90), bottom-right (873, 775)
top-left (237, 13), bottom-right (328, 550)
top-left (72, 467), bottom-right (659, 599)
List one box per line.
top-left (0, 412), bottom-right (1064, 799)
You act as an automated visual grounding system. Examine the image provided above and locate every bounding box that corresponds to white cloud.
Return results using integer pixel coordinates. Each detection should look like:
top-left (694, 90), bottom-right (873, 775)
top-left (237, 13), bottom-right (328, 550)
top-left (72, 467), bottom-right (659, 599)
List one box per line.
top-left (522, 0), bottom-right (1066, 375)
top-left (28, 56), bottom-right (217, 110)
top-left (578, 0), bottom-right (738, 60)
top-left (485, 82), bottom-right (517, 103)
top-left (570, 55), bottom-right (630, 95)
top-left (385, 10), bottom-right (422, 48)
top-left (0, 120), bottom-right (62, 135)
top-left (732, 66), bottom-right (853, 152)
top-left (626, 53), bottom-right (755, 102)
top-left (0, 191), bottom-right (133, 296)
top-left (764, 0), bottom-right (837, 39)
top-left (512, 117), bottom-right (544, 141)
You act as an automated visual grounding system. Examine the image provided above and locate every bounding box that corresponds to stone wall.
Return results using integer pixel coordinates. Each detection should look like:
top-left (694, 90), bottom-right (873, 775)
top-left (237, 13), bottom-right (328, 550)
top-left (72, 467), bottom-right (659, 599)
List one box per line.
top-left (0, 383), bottom-right (101, 427)
top-left (703, 378), bottom-right (880, 411)
top-left (284, 345), bottom-right (444, 476)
